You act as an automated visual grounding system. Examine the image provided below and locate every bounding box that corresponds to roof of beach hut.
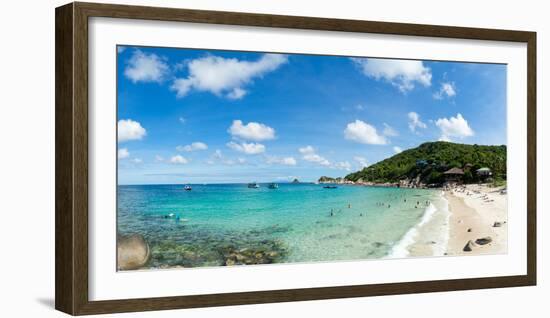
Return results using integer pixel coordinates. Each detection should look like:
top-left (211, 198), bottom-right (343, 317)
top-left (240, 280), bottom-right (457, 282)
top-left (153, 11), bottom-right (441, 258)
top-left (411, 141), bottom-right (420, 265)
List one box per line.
top-left (443, 167), bottom-right (464, 175)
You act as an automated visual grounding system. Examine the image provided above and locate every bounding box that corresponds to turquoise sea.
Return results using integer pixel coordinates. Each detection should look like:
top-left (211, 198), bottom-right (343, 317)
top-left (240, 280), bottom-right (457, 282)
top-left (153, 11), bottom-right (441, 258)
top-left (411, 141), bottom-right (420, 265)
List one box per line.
top-left (117, 183), bottom-right (441, 269)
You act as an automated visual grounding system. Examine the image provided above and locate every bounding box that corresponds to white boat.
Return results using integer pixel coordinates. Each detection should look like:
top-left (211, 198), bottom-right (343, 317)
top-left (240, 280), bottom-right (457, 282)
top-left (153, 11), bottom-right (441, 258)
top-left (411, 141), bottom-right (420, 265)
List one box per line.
top-left (247, 182), bottom-right (260, 188)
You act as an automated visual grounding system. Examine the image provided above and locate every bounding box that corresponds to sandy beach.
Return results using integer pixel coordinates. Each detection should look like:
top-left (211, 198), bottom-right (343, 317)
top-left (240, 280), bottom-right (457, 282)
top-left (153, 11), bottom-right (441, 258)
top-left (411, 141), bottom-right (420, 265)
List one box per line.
top-left (408, 183), bottom-right (507, 257)
top-left (445, 184), bottom-right (507, 256)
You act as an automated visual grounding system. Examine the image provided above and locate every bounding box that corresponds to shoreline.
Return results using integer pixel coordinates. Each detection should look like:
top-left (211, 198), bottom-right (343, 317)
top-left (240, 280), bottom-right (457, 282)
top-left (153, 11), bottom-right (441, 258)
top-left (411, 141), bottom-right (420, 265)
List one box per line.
top-left (401, 184), bottom-right (507, 258)
top-left (391, 191), bottom-right (449, 258)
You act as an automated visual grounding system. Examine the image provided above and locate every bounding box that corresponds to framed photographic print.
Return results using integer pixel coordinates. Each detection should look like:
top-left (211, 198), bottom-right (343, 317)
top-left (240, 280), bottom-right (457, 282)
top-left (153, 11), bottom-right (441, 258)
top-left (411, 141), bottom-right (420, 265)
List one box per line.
top-left (55, 2), bottom-right (536, 315)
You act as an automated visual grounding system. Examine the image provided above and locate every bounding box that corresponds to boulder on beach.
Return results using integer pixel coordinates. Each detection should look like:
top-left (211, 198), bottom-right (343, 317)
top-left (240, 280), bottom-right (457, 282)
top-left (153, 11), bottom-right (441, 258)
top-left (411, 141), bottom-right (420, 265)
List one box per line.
top-left (463, 240), bottom-right (476, 252)
top-left (118, 234), bottom-right (151, 270)
top-left (493, 221), bottom-right (503, 227)
top-left (475, 236), bottom-right (493, 245)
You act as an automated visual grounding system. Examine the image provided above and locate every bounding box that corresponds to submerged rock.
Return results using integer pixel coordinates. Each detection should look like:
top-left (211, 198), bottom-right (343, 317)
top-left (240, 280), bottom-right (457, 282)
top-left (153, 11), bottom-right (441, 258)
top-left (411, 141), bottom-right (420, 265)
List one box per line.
top-left (219, 241), bottom-right (287, 266)
top-left (144, 225), bottom-right (290, 268)
top-left (372, 242), bottom-right (385, 248)
top-left (118, 234), bottom-right (151, 270)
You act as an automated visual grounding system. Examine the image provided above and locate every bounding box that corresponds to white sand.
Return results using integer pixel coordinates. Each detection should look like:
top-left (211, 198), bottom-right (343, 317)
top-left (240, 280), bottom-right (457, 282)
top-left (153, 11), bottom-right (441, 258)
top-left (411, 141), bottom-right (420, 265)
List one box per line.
top-left (445, 184), bottom-right (507, 256)
top-left (407, 184), bottom-right (507, 257)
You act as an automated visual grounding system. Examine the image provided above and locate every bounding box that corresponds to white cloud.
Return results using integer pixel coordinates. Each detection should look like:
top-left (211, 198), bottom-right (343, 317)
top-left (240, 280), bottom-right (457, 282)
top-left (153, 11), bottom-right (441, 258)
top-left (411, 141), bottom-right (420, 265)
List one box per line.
top-left (353, 156), bottom-right (369, 168)
top-left (170, 155), bottom-right (189, 164)
top-left (227, 87), bottom-right (247, 99)
top-left (344, 120), bottom-right (387, 145)
top-left (438, 135), bottom-right (452, 142)
top-left (393, 146), bottom-right (403, 154)
top-left (266, 156), bottom-right (297, 166)
top-left (383, 123), bottom-right (399, 137)
top-left (435, 113), bottom-right (474, 141)
top-left (226, 141), bottom-right (266, 155)
top-left (433, 82), bottom-right (457, 99)
top-left (351, 58), bottom-right (432, 92)
top-left (118, 119), bottom-right (146, 142)
top-left (118, 148), bottom-right (130, 159)
top-left (213, 149), bottom-right (223, 159)
top-left (228, 120), bottom-right (275, 141)
top-left (298, 146), bottom-right (315, 154)
top-left (407, 112), bottom-right (427, 133)
top-left (132, 158), bottom-right (143, 164)
top-left (334, 161), bottom-right (352, 171)
top-left (177, 142), bottom-right (208, 152)
top-left (171, 54), bottom-right (287, 99)
top-left (220, 157), bottom-right (248, 166)
top-left (299, 146), bottom-right (330, 166)
top-left (124, 50), bottom-right (169, 83)
top-left (155, 155), bottom-right (164, 162)
top-left (207, 150), bottom-right (248, 166)
top-left (117, 46), bottom-right (126, 54)
top-left (178, 117), bottom-right (186, 124)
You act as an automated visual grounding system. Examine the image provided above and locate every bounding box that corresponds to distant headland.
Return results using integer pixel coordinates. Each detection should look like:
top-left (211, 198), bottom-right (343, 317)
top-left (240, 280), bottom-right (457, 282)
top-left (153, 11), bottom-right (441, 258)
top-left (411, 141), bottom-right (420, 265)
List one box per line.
top-left (318, 141), bottom-right (507, 189)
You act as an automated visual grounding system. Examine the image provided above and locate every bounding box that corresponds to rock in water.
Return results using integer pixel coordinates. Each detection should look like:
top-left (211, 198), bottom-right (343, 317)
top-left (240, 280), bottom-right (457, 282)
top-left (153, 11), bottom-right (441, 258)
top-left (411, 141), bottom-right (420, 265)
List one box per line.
top-left (475, 236), bottom-right (493, 245)
top-left (118, 234), bottom-right (151, 270)
top-left (463, 240), bottom-right (476, 252)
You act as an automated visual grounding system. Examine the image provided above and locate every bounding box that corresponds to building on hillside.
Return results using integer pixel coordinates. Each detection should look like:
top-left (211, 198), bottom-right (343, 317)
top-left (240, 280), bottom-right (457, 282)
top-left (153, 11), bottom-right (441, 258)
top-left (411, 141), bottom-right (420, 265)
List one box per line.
top-left (443, 167), bottom-right (464, 183)
top-left (476, 167), bottom-right (492, 179)
top-left (416, 159), bottom-right (428, 168)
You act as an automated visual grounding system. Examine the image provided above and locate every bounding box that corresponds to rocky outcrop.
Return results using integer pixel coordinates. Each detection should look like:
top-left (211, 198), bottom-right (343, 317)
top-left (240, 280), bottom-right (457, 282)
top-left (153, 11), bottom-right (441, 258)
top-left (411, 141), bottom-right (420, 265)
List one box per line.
top-left (475, 236), bottom-right (493, 245)
top-left (117, 234), bottom-right (151, 270)
top-left (463, 240), bottom-right (476, 252)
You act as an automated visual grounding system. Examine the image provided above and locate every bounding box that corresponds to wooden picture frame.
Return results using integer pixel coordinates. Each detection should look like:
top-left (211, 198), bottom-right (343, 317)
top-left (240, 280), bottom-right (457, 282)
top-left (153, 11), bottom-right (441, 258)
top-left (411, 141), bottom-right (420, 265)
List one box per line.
top-left (55, 2), bottom-right (536, 315)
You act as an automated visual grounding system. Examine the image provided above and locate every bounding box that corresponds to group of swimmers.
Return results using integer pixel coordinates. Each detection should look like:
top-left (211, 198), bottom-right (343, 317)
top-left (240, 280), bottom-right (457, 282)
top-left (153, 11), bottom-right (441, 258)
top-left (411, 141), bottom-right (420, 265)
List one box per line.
top-left (329, 198), bottom-right (432, 217)
top-left (413, 200), bottom-right (431, 209)
top-left (375, 202), bottom-right (391, 208)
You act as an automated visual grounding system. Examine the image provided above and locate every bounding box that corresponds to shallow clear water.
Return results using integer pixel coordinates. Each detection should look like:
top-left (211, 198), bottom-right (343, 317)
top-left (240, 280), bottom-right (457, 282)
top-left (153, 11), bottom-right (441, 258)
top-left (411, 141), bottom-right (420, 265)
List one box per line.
top-left (118, 183), bottom-right (439, 269)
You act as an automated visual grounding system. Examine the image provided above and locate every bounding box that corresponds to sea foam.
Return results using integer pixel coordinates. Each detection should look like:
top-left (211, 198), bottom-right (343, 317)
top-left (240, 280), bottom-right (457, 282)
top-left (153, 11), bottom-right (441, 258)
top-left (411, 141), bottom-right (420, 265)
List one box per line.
top-left (387, 192), bottom-right (446, 258)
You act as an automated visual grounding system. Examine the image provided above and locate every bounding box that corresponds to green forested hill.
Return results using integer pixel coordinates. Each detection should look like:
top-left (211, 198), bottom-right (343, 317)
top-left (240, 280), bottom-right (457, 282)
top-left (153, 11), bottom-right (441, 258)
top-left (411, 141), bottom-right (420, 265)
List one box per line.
top-left (345, 141), bottom-right (506, 185)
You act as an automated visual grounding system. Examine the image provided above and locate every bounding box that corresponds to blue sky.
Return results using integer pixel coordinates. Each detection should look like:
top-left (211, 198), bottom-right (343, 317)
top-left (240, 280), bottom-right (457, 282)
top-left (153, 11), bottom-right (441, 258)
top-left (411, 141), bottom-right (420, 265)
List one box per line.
top-left (116, 46), bottom-right (506, 185)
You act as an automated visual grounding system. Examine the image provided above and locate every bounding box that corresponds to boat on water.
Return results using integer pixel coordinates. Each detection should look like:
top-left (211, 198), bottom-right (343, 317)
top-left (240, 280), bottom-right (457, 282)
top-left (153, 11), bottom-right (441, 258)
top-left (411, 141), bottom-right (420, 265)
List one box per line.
top-left (183, 185), bottom-right (192, 191)
top-left (247, 182), bottom-right (260, 189)
top-left (323, 185), bottom-right (338, 189)
top-left (268, 183), bottom-right (279, 189)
